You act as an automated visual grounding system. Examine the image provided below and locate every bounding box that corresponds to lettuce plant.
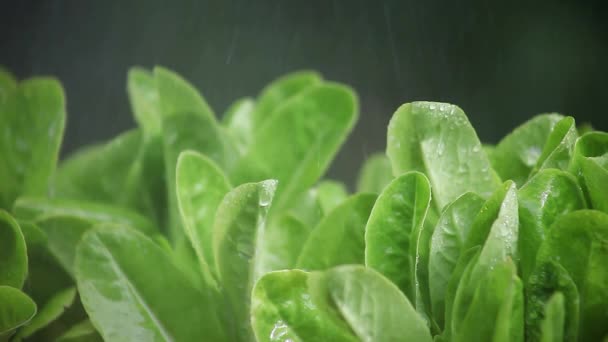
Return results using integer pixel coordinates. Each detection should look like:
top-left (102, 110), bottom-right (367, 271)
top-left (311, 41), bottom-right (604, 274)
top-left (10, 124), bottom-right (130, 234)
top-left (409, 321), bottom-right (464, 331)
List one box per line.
top-left (0, 65), bottom-right (607, 342)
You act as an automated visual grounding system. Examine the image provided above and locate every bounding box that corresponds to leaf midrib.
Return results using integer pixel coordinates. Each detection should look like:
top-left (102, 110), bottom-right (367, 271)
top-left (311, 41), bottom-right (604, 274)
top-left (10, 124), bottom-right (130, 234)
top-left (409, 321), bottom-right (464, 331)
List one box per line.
top-left (95, 234), bottom-right (175, 342)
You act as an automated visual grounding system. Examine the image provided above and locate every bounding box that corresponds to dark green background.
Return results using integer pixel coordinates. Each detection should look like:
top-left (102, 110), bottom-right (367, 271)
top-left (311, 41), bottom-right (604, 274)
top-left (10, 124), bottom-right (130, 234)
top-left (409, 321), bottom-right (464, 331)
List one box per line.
top-left (2, 0), bottom-right (607, 186)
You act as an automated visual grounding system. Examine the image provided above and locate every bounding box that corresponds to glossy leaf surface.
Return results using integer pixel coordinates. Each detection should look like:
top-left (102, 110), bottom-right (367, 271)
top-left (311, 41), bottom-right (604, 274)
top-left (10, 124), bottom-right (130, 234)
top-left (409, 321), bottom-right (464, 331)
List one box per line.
top-left (429, 192), bottom-right (485, 327)
top-left (365, 172), bottom-right (431, 300)
top-left (213, 180), bottom-right (277, 341)
top-left (231, 83), bottom-right (358, 217)
top-left (316, 265), bottom-right (433, 342)
top-left (533, 116), bottom-right (577, 173)
top-left (76, 226), bottom-right (226, 341)
top-left (298, 193), bottom-right (376, 271)
top-left (489, 114), bottom-right (562, 186)
top-left (534, 210), bottom-right (608, 341)
top-left (155, 66), bottom-right (235, 240)
top-left (387, 102), bottom-right (500, 210)
top-left (176, 150), bottom-right (232, 285)
top-left (569, 132), bottom-right (608, 213)
top-left (251, 269), bottom-right (357, 342)
top-left (517, 169), bottom-right (586, 281)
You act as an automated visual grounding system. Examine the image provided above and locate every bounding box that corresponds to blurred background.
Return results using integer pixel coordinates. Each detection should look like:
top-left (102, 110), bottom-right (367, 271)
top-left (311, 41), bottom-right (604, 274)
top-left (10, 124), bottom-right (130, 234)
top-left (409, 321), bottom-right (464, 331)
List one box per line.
top-left (2, 0), bottom-right (607, 187)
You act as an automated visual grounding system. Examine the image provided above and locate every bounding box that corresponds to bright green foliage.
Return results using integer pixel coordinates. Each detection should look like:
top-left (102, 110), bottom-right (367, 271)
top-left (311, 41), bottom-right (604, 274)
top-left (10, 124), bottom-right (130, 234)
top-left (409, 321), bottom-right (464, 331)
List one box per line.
top-left (213, 180), bottom-right (277, 341)
top-left (0, 76), bottom-right (65, 210)
top-left (356, 153), bottom-right (393, 193)
top-left (230, 83), bottom-right (358, 218)
top-left (569, 132), bottom-right (608, 213)
top-left (533, 210), bottom-right (608, 341)
top-left (517, 169), bottom-right (586, 281)
top-left (387, 102), bottom-right (500, 210)
top-left (489, 114), bottom-right (562, 186)
top-left (251, 269), bottom-right (358, 342)
top-left (365, 172), bottom-right (431, 301)
top-left (0, 66), bottom-right (607, 342)
top-left (429, 192), bottom-right (485, 328)
top-left (540, 293), bottom-right (566, 342)
top-left (533, 116), bottom-right (578, 173)
top-left (251, 266), bottom-right (432, 342)
top-left (297, 193), bottom-right (376, 271)
top-left (75, 226), bottom-right (227, 342)
top-left (176, 150), bottom-right (232, 286)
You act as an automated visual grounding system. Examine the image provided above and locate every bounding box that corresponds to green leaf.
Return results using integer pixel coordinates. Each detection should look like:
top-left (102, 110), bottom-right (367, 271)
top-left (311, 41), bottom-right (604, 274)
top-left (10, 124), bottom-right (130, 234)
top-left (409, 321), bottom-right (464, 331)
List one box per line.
top-left (533, 116), bottom-right (578, 173)
top-left (443, 247), bottom-right (480, 341)
top-left (429, 192), bottom-right (485, 328)
top-left (0, 77), bottom-right (65, 209)
top-left (252, 71), bottom-right (322, 129)
top-left (13, 287), bottom-right (76, 340)
top-left (526, 261), bottom-right (579, 342)
top-left (251, 269), bottom-right (358, 342)
top-left (0, 286), bottom-right (36, 334)
top-left (464, 181), bottom-right (517, 253)
top-left (448, 183), bottom-right (520, 339)
top-left (75, 226), bottom-right (226, 341)
top-left (53, 130), bottom-right (145, 203)
top-left (56, 320), bottom-right (102, 342)
top-left (0, 210), bottom-right (27, 288)
top-left (517, 169), bottom-right (586, 281)
top-left (534, 210), bottom-right (608, 341)
top-left (540, 292), bottom-right (565, 342)
top-left (213, 180), bottom-right (277, 341)
top-left (127, 67), bottom-right (160, 136)
top-left (569, 132), bottom-right (608, 213)
top-left (176, 150), bottom-right (232, 286)
top-left (414, 206), bottom-right (440, 329)
top-left (356, 153), bottom-right (394, 194)
top-left (365, 172), bottom-right (431, 301)
top-left (18, 221), bottom-right (73, 308)
top-left (315, 180), bottom-right (348, 214)
top-left (493, 269), bottom-right (524, 342)
top-left (251, 266), bottom-right (433, 342)
top-left (231, 83), bottom-right (358, 217)
top-left (452, 260), bottom-right (522, 342)
top-left (314, 265), bottom-right (433, 342)
top-left (297, 193), bottom-right (376, 271)
top-left (155, 66), bottom-right (236, 240)
top-left (288, 188), bottom-right (323, 229)
top-left (287, 179), bottom-right (347, 229)
top-left (387, 102), bottom-right (500, 210)
top-left (222, 97), bottom-right (255, 153)
top-left (13, 197), bottom-right (157, 236)
top-left (489, 114), bottom-right (563, 186)
top-left (471, 182), bottom-right (518, 280)
top-left (34, 215), bottom-right (92, 277)
top-left (482, 144), bottom-right (495, 159)
top-left (257, 214), bottom-right (311, 272)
